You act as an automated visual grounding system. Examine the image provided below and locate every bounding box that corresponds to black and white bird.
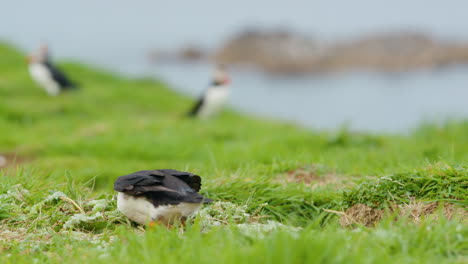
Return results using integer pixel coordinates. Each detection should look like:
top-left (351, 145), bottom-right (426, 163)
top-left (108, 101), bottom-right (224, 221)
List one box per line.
top-left (27, 44), bottom-right (77, 96)
top-left (188, 65), bottom-right (231, 118)
top-left (114, 169), bottom-right (212, 226)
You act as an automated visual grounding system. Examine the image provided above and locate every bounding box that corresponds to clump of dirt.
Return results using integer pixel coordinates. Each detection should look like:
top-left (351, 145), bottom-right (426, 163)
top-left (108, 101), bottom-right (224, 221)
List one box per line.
top-left (278, 164), bottom-right (345, 189)
top-left (286, 168), bottom-right (321, 184)
top-left (77, 122), bottom-right (110, 137)
top-left (395, 201), bottom-right (468, 223)
top-left (335, 202), bottom-right (467, 227)
top-left (338, 204), bottom-right (384, 227)
top-left (0, 152), bottom-right (32, 169)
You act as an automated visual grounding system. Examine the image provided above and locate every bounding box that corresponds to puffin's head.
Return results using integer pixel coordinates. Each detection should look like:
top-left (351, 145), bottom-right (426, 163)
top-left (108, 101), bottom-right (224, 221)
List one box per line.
top-left (114, 174), bottom-right (160, 195)
top-left (26, 43), bottom-right (49, 64)
top-left (212, 64), bottom-right (231, 86)
top-left (114, 175), bottom-right (141, 195)
top-left (39, 44), bottom-right (49, 55)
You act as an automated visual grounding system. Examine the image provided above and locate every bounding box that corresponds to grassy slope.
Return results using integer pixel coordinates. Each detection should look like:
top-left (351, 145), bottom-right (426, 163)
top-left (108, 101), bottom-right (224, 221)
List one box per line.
top-left (0, 43), bottom-right (467, 263)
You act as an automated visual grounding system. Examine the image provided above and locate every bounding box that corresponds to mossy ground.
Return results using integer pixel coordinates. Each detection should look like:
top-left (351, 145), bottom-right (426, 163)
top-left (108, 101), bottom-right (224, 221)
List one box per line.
top-left (0, 43), bottom-right (467, 263)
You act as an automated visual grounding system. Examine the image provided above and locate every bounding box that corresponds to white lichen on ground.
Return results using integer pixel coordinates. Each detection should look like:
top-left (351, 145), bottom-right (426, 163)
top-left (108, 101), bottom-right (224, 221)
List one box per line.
top-left (196, 201), bottom-right (253, 226)
top-left (195, 201), bottom-right (301, 237)
top-left (0, 185), bottom-right (122, 255)
top-left (0, 186), bottom-right (301, 257)
top-left (63, 198), bottom-right (123, 229)
top-left (29, 190), bottom-right (67, 214)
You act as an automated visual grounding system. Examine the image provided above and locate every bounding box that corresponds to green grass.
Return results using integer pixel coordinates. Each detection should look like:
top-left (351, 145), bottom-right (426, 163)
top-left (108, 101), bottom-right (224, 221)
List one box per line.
top-left (343, 165), bottom-right (468, 208)
top-left (0, 43), bottom-right (467, 263)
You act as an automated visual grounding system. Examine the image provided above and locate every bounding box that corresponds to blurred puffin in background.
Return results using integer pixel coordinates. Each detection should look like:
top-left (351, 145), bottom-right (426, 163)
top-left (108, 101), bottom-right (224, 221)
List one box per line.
top-left (27, 44), bottom-right (77, 96)
top-left (188, 64), bottom-right (231, 118)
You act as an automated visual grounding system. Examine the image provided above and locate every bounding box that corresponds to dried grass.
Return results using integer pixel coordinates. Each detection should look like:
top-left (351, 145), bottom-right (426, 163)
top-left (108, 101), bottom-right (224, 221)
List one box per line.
top-left (277, 164), bottom-right (346, 189)
top-left (330, 202), bottom-right (467, 227)
top-left (0, 153), bottom-right (32, 169)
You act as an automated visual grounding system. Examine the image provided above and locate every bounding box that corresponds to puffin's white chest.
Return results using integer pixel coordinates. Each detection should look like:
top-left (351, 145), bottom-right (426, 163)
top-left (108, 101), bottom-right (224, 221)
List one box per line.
top-left (116, 192), bottom-right (202, 225)
top-left (198, 86), bottom-right (230, 118)
top-left (28, 63), bottom-right (60, 96)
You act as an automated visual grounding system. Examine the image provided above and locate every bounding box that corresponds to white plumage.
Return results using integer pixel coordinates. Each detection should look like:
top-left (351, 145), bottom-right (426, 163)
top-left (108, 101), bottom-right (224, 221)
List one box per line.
top-left (28, 63), bottom-right (61, 96)
top-left (117, 192), bottom-right (202, 225)
top-left (196, 85), bottom-right (230, 118)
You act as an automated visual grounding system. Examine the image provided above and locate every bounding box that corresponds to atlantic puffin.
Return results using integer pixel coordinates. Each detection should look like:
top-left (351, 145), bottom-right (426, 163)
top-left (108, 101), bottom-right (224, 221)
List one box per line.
top-left (188, 65), bottom-right (231, 118)
top-left (27, 44), bottom-right (77, 96)
top-left (114, 169), bottom-right (212, 226)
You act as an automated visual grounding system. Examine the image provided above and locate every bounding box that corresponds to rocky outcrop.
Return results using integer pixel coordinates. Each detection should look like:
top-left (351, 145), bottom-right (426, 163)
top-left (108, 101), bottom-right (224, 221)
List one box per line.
top-left (214, 30), bottom-right (322, 73)
top-left (319, 32), bottom-right (468, 72)
top-left (213, 29), bottom-right (468, 73)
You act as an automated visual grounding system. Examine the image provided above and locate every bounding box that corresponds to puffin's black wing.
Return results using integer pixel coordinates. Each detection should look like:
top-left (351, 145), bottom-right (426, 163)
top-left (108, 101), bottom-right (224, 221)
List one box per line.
top-left (146, 188), bottom-right (207, 206)
top-left (114, 170), bottom-right (212, 207)
top-left (187, 96), bottom-right (204, 117)
top-left (114, 170), bottom-right (167, 194)
top-left (45, 62), bottom-right (77, 89)
top-left (150, 169), bottom-right (202, 191)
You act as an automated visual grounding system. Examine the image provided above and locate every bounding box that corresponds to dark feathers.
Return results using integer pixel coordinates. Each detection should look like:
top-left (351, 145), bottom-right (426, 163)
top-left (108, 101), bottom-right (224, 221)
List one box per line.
top-left (45, 61), bottom-right (77, 89)
top-left (114, 169), bottom-right (212, 207)
top-left (187, 97), bottom-right (204, 117)
top-left (147, 169), bottom-right (202, 191)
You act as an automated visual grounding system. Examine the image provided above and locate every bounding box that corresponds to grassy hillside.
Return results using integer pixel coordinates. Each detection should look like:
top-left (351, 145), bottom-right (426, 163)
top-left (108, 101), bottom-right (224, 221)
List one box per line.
top-left (0, 43), bottom-right (467, 263)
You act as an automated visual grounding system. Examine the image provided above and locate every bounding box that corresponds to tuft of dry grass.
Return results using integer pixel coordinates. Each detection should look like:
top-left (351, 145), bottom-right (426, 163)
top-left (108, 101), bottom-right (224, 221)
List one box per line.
top-left (0, 153), bottom-right (32, 169)
top-left (333, 202), bottom-right (467, 227)
top-left (276, 164), bottom-right (349, 189)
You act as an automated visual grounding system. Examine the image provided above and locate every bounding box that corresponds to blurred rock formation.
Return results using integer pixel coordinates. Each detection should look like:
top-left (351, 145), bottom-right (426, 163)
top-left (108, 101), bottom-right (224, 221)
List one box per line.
top-left (150, 29), bottom-right (468, 74)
